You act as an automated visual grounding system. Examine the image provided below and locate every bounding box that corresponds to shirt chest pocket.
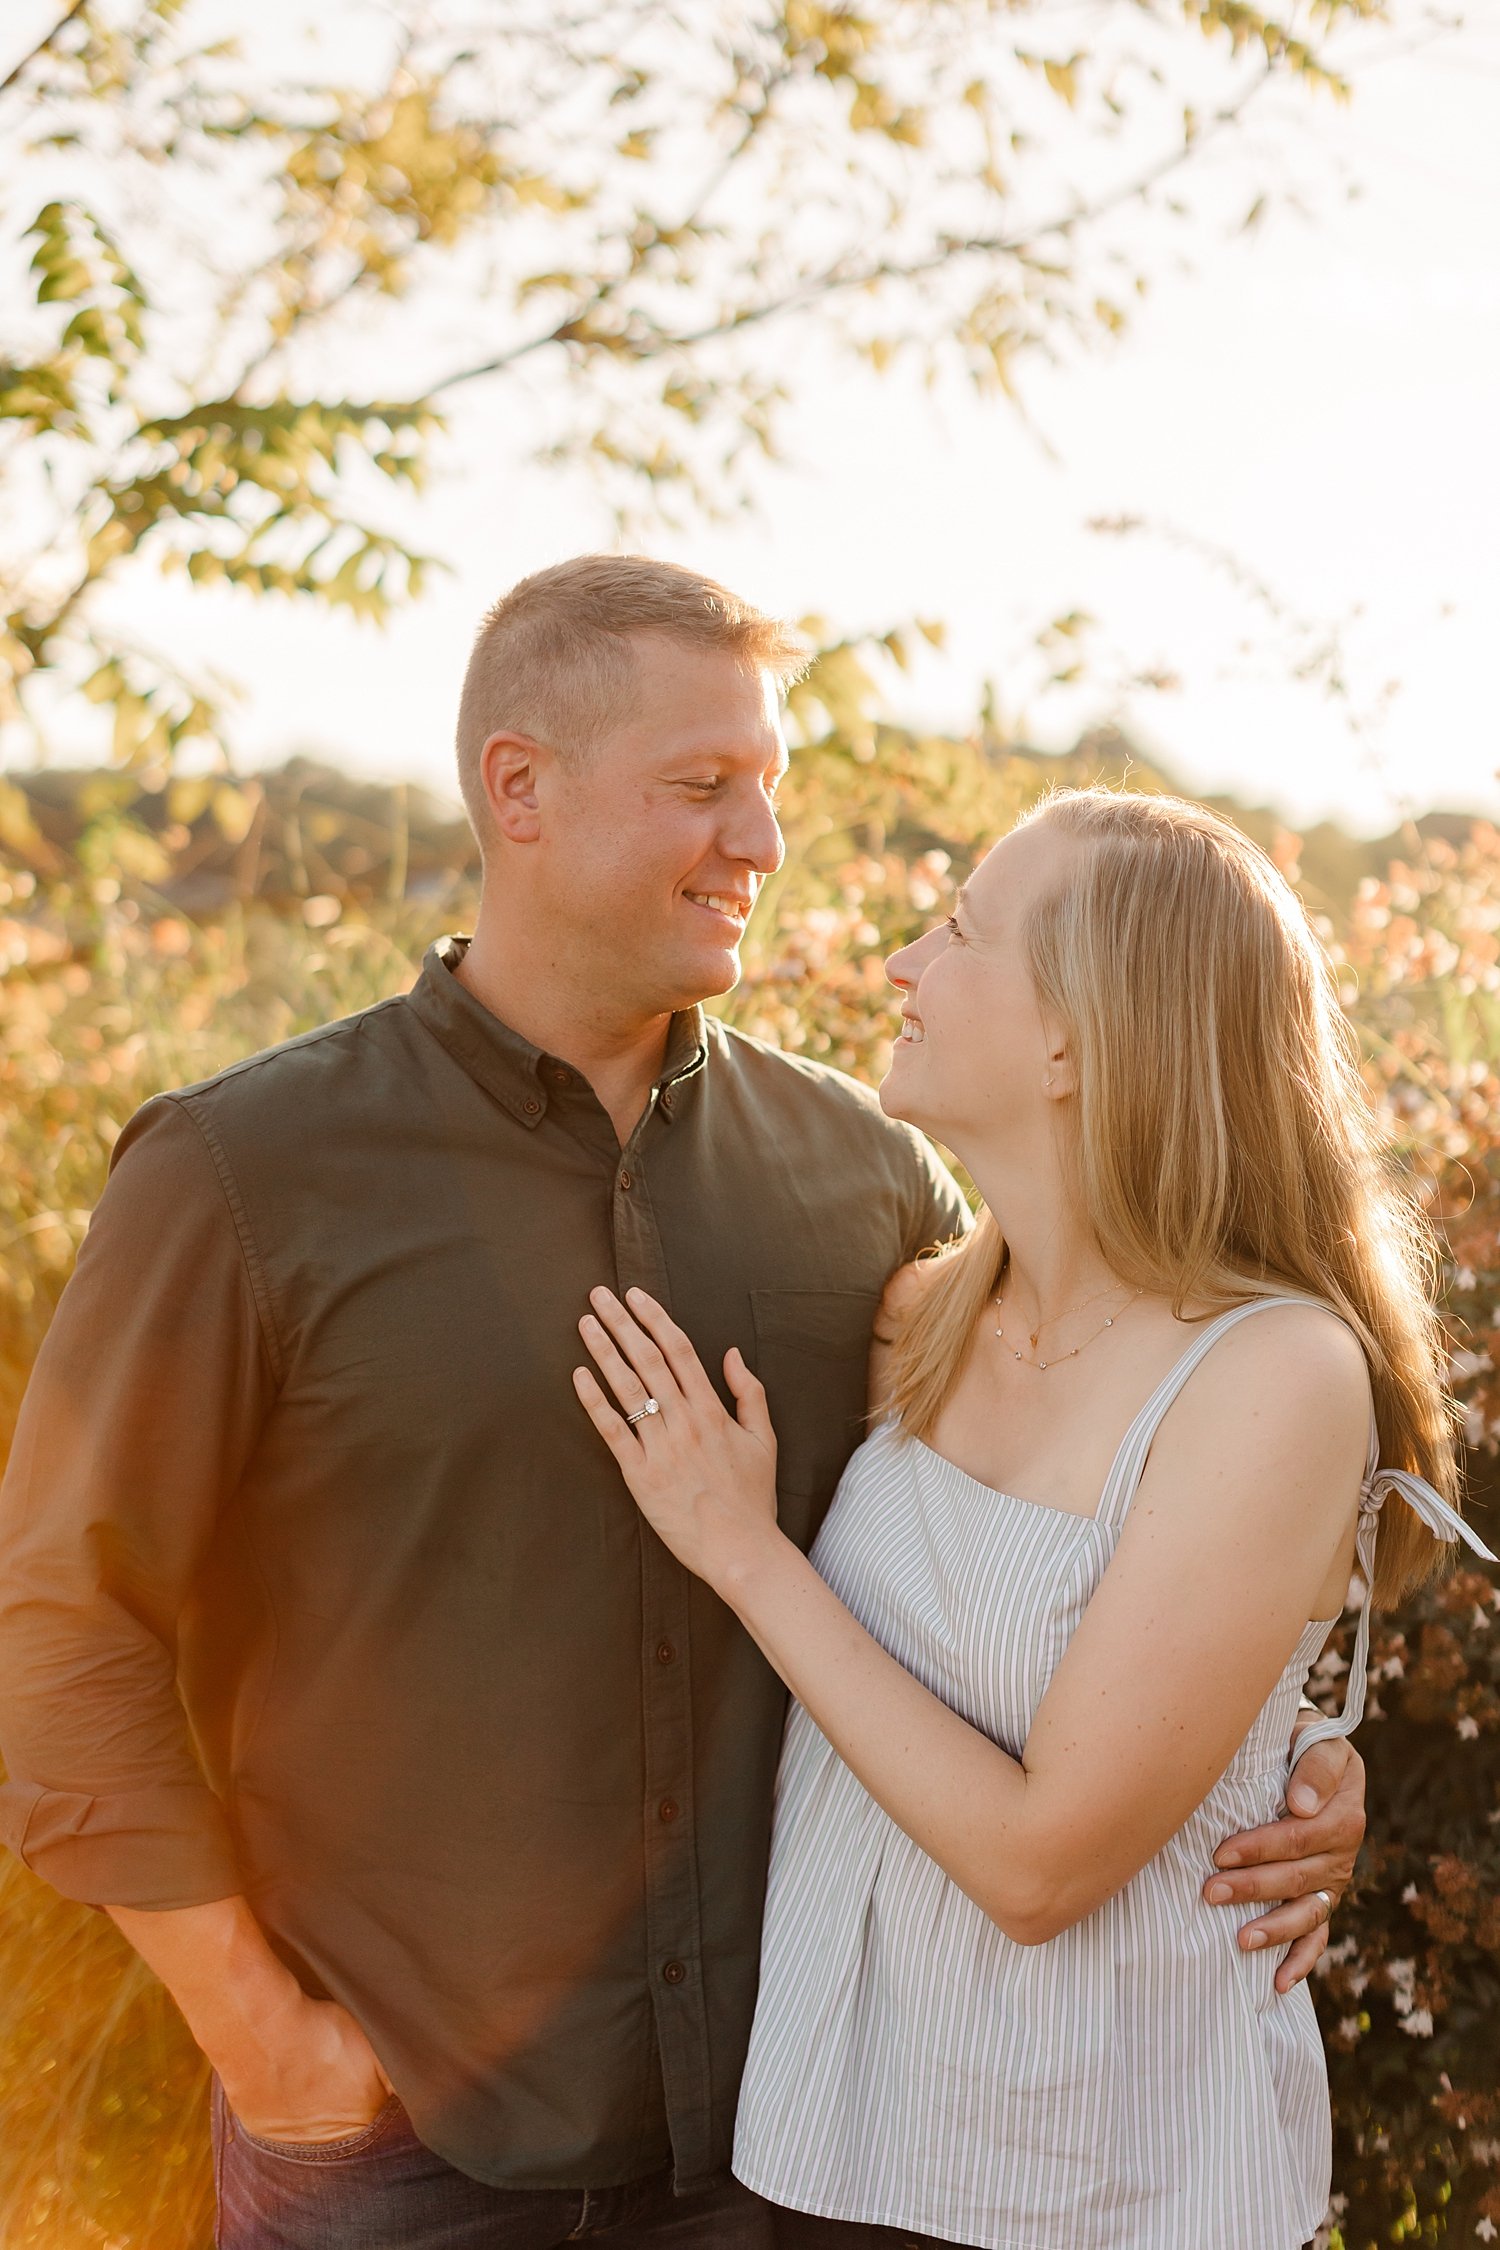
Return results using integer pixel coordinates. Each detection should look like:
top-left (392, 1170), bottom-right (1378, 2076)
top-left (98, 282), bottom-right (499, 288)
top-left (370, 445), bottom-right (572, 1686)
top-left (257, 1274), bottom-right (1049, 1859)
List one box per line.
top-left (750, 1288), bottom-right (880, 1543)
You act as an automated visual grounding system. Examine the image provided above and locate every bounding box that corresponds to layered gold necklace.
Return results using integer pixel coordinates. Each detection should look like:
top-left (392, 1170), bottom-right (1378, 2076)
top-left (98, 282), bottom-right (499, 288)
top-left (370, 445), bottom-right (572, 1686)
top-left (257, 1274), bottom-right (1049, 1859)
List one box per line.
top-left (992, 1274), bottom-right (1141, 1372)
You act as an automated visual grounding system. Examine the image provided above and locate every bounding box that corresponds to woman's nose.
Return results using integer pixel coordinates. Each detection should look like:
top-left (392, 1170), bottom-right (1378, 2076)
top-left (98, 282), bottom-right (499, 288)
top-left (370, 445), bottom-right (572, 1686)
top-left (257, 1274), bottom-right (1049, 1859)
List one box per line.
top-left (887, 926), bottom-right (937, 990)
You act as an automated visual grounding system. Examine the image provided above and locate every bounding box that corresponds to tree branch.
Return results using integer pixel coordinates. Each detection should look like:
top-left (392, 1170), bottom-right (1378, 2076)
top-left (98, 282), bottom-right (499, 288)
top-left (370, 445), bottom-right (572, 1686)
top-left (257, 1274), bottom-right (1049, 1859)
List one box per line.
top-left (0, 0), bottom-right (89, 101)
top-left (428, 56), bottom-right (1276, 398)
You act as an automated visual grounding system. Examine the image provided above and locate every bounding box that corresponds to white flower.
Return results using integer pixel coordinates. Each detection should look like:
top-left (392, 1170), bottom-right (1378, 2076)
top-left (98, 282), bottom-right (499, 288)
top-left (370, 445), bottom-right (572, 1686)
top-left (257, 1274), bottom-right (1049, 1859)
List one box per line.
top-left (1339, 2016), bottom-right (1362, 2041)
top-left (1474, 2218), bottom-right (1496, 2242)
top-left (1399, 2008), bottom-right (1435, 2037)
top-left (1458, 1716), bottom-right (1481, 1741)
top-left (1403, 1883), bottom-right (1421, 1904)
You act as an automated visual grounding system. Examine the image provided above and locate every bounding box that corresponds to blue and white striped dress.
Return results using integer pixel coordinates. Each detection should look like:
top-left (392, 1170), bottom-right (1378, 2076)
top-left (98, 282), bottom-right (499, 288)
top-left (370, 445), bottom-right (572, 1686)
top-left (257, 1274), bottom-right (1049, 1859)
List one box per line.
top-left (733, 1297), bottom-right (1493, 2250)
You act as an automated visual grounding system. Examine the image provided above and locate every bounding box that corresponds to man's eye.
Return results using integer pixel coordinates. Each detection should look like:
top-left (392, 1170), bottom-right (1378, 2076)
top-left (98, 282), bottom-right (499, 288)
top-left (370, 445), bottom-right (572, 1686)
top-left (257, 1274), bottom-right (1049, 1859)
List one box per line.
top-left (684, 778), bottom-right (722, 794)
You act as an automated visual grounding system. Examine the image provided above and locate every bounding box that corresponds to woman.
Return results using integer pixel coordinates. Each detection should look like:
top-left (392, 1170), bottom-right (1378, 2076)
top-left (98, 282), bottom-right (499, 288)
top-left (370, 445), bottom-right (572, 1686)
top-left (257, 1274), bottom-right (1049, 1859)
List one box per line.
top-left (572, 788), bottom-right (1492, 2250)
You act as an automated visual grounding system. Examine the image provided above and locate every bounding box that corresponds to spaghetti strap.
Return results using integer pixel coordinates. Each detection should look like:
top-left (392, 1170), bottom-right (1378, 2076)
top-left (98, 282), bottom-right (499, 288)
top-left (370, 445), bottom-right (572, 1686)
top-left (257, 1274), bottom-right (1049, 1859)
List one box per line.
top-left (1094, 1295), bottom-right (1318, 1532)
top-left (1088, 1296), bottom-right (1496, 1759)
top-left (1291, 1456), bottom-right (1495, 1768)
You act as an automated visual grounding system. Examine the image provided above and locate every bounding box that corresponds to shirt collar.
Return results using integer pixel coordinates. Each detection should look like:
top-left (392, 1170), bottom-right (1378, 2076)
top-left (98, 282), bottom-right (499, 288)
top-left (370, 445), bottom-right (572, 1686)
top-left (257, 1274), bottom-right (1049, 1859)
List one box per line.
top-left (407, 937), bottom-right (707, 1129)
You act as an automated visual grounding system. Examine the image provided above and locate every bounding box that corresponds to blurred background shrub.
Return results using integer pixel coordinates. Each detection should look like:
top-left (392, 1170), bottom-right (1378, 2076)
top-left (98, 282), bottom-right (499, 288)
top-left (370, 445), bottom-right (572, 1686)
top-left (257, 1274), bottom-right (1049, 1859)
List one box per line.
top-left (2, 703), bottom-right (1498, 2248)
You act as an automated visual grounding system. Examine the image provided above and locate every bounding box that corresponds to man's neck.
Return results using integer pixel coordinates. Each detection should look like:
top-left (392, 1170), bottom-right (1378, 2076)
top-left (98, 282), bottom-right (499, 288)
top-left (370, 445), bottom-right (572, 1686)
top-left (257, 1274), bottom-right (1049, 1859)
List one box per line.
top-left (454, 915), bottom-right (675, 1148)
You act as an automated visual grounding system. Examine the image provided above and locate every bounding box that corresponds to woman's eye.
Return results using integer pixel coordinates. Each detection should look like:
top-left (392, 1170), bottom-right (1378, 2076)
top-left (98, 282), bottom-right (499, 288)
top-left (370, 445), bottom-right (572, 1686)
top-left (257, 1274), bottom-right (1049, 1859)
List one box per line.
top-left (945, 916), bottom-right (965, 941)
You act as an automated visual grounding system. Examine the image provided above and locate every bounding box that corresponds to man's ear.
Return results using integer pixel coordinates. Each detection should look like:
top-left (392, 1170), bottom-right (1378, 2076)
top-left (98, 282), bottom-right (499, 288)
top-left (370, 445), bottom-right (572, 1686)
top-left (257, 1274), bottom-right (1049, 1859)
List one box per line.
top-left (480, 732), bottom-right (544, 845)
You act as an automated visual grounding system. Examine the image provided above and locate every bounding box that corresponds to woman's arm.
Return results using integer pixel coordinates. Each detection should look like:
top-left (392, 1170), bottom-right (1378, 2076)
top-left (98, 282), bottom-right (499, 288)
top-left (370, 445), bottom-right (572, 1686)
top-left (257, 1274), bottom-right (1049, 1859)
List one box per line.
top-left (865, 1264), bottom-right (1367, 1977)
top-left (575, 1287), bottom-right (1367, 1946)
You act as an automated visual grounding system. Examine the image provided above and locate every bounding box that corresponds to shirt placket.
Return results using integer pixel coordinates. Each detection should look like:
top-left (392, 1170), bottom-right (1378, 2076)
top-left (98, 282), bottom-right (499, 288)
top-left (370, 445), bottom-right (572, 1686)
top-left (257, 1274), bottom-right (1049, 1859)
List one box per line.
top-left (611, 1091), bottom-right (715, 2189)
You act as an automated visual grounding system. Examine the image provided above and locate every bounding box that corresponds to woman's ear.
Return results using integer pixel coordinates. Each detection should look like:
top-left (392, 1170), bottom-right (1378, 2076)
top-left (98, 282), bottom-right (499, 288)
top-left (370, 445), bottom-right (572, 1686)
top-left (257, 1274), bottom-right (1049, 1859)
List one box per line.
top-left (1041, 1023), bottom-right (1077, 1101)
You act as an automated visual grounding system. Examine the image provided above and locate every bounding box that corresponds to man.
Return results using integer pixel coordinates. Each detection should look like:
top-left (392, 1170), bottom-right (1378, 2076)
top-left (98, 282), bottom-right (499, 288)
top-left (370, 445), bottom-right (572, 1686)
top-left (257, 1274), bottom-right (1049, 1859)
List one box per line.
top-left (0, 557), bottom-right (1364, 2249)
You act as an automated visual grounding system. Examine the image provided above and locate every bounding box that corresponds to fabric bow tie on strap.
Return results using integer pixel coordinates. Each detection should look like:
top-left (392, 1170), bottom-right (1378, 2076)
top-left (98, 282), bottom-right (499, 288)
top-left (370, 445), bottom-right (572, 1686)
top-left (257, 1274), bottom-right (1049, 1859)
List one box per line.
top-left (1290, 1463), bottom-right (1496, 1772)
top-left (1359, 1465), bottom-right (1498, 1558)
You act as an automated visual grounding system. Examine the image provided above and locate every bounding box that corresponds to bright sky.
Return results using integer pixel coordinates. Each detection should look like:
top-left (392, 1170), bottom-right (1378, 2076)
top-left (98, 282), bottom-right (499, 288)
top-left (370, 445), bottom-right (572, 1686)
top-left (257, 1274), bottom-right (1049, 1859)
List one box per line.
top-left (10, 1), bottom-right (1500, 837)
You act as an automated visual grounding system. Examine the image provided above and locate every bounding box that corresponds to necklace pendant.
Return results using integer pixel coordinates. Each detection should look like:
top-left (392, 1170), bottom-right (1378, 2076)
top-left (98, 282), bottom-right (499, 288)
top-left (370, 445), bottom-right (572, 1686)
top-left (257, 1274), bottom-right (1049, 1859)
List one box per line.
top-left (1038, 1359), bottom-right (1048, 1370)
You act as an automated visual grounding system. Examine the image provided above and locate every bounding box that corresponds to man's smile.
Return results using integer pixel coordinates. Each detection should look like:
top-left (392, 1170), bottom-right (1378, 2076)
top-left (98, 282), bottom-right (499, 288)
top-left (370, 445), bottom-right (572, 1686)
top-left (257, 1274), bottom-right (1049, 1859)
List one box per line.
top-left (684, 890), bottom-right (753, 930)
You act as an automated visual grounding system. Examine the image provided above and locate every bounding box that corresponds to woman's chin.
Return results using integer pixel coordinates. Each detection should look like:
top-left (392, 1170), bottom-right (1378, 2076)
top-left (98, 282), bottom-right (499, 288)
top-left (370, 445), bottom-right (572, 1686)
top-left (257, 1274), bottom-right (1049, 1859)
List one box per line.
top-left (879, 1054), bottom-right (927, 1124)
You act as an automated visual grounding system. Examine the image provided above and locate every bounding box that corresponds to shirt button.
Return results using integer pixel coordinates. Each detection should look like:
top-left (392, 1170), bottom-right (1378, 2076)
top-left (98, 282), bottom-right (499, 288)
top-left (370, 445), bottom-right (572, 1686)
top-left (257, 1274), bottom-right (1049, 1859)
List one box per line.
top-left (661, 1960), bottom-right (686, 1985)
top-left (658, 1798), bottom-right (679, 1824)
top-left (618, 1171), bottom-right (633, 1191)
top-left (550, 1066), bottom-right (570, 1084)
top-left (523, 1097), bottom-right (541, 1115)
top-left (655, 1640), bottom-right (676, 1666)
top-left (660, 1090), bottom-right (673, 1111)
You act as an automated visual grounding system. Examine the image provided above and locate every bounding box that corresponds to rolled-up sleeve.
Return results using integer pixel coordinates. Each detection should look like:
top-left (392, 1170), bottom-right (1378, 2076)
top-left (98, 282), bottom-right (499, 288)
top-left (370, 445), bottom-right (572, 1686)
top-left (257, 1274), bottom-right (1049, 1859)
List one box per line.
top-left (0, 1094), bottom-right (275, 1908)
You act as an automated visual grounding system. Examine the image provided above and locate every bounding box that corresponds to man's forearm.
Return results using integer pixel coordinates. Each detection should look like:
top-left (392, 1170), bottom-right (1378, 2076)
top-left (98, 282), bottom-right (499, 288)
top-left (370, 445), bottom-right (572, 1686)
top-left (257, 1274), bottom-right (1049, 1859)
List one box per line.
top-left (109, 1896), bottom-right (306, 2074)
top-left (108, 1896), bottom-right (393, 2141)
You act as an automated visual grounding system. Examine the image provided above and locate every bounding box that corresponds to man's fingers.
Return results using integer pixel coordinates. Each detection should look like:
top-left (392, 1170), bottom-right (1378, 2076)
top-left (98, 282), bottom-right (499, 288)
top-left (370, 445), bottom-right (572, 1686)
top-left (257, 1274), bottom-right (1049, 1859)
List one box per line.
top-left (1213, 1805), bottom-right (1353, 1871)
top-left (1286, 1732), bottom-right (1353, 1815)
top-left (1205, 1855), bottom-right (1345, 1908)
top-left (1232, 1886), bottom-right (1335, 1947)
top-left (1274, 1928), bottom-right (1328, 1993)
top-left (1208, 1853), bottom-right (1353, 1912)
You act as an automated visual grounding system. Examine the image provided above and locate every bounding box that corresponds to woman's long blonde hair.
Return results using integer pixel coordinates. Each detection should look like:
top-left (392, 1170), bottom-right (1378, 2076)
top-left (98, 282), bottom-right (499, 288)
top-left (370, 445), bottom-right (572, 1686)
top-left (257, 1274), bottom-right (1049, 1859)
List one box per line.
top-left (885, 787), bottom-right (1461, 1605)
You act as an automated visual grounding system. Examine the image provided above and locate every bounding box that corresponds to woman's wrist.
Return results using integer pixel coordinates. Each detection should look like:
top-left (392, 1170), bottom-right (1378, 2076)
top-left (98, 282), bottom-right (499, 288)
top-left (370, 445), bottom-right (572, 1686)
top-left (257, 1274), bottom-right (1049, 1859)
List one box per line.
top-left (712, 1513), bottom-right (805, 1618)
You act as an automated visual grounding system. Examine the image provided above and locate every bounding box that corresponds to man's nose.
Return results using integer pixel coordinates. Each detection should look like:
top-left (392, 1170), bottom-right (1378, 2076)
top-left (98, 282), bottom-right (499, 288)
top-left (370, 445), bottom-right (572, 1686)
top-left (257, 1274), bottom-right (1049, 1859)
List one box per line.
top-left (722, 789), bottom-right (785, 877)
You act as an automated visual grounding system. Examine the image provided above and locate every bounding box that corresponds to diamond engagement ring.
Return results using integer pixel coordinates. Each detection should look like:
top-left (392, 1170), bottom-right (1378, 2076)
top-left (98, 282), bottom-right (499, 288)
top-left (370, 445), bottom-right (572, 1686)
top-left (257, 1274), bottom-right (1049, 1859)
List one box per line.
top-left (625, 1398), bottom-right (661, 1427)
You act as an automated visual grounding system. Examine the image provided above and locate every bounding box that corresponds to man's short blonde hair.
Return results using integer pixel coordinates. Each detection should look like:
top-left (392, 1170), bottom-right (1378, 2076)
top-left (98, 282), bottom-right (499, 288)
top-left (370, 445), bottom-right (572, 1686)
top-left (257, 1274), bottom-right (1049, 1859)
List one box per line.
top-left (455, 554), bottom-right (809, 842)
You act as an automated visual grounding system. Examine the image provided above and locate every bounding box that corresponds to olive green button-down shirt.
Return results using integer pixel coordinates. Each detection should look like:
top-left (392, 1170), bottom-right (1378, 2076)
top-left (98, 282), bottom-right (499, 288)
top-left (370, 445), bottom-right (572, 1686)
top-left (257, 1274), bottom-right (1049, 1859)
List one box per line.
top-left (0, 938), bottom-right (966, 2193)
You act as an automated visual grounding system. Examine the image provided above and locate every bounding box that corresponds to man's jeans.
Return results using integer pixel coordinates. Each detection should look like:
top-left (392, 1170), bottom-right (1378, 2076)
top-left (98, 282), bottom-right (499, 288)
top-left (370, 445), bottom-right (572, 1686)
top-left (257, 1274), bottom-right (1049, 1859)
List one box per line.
top-left (212, 2082), bottom-right (775, 2250)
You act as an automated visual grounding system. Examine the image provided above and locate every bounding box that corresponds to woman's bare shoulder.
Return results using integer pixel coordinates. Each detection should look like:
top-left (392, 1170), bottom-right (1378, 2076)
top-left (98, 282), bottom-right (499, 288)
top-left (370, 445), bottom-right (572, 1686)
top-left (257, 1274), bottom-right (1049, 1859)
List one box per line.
top-left (1165, 1298), bottom-right (1371, 1478)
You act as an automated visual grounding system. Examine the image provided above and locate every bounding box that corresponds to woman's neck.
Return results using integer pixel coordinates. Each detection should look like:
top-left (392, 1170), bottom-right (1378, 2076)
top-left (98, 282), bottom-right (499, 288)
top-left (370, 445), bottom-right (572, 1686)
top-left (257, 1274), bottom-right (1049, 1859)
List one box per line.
top-left (963, 1140), bottom-right (1122, 1329)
